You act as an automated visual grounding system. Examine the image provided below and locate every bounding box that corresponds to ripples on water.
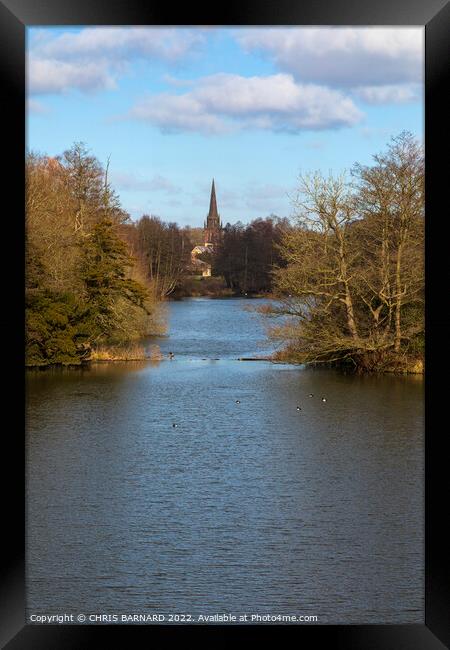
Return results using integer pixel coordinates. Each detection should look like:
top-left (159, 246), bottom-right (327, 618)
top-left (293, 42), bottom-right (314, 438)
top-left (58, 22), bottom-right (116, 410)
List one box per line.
top-left (26, 298), bottom-right (424, 623)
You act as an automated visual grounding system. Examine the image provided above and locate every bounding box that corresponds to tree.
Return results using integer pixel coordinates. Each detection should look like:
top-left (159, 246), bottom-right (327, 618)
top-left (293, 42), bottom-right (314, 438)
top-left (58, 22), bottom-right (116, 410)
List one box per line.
top-left (60, 142), bottom-right (129, 233)
top-left (134, 215), bottom-right (191, 297)
top-left (214, 217), bottom-right (287, 293)
top-left (26, 153), bottom-right (81, 293)
top-left (26, 291), bottom-right (91, 366)
top-left (79, 219), bottom-right (151, 343)
top-left (25, 144), bottom-right (161, 366)
top-left (269, 133), bottom-right (424, 371)
top-left (352, 131), bottom-right (424, 354)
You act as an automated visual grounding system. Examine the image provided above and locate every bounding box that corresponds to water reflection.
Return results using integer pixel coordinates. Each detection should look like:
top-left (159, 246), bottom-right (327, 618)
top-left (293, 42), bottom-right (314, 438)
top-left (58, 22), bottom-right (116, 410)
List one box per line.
top-left (26, 298), bottom-right (423, 623)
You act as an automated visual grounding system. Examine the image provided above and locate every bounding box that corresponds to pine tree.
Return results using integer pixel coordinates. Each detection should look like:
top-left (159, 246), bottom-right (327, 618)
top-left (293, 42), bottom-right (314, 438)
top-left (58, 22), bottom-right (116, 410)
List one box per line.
top-left (80, 219), bottom-right (150, 342)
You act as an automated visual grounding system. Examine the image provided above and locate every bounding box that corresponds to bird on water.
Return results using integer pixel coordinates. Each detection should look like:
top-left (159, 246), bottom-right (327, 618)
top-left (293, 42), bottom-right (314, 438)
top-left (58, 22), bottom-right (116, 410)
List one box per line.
top-left (236, 400), bottom-right (240, 404)
top-left (296, 406), bottom-right (301, 411)
top-left (322, 397), bottom-right (327, 402)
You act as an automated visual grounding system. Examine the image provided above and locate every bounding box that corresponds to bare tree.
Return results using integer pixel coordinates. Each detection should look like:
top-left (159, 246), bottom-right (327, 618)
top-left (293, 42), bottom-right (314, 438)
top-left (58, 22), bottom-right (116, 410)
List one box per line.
top-left (274, 172), bottom-right (360, 342)
top-left (353, 131), bottom-right (424, 353)
top-left (269, 133), bottom-right (424, 371)
top-left (134, 216), bottom-right (190, 298)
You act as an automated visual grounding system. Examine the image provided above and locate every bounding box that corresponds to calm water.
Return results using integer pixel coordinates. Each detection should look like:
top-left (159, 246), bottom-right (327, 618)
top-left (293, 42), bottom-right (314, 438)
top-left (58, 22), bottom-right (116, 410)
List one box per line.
top-left (26, 298), bottom-right (424, 624)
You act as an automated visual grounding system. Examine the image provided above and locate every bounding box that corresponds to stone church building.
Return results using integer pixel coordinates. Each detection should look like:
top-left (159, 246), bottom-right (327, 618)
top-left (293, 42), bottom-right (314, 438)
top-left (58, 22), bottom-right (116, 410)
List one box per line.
top-left (191, 179), bottom-right (223, 277)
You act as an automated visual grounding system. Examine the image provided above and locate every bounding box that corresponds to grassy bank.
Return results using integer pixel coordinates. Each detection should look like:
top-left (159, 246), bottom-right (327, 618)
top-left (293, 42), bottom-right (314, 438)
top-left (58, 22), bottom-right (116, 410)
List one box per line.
top-left (271, 346), bottom-right (424, 374)
top-left (172, 276), bottom-right (234, 298)
top-left (26, 343), bottom-right (164, 367)
top-left (89, 343), bottom-right (163, 363)
top-left (172, 276), bottom-right (277, 299)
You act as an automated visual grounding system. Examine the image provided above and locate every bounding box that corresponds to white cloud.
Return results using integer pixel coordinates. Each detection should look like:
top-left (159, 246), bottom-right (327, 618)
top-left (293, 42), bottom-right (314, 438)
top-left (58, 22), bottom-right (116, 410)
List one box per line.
top-left (353, 83), bottom-right (421, 105)
top-left (129, 91), bottom-right (232, 135)
top-left (188, 180), bottom-right (291, 216)
top-left (26, 98), bottom-right (49, 114)
top-left (358, 126), bottom-right (395, 140)
top-left (28, 57), bottom-right (116, 95)
top-left (127, 72), bottom-right (363, 134)
top-left (162, 74), bottom-right (196, 87)
top-left (34, 27), bottom-right (206, 63)
top-left (111, 171), bottom-right (182, 194)
top-left (236, 27), bottom-right (423, 89)
top-left (243, 182), bottom-right (291, 211)
top-left (217, 188), bottom-right (240, 209)
top-left (28, 27), bottom-right (206, 96)
top-left (304, 139), bottom-right (326, 150)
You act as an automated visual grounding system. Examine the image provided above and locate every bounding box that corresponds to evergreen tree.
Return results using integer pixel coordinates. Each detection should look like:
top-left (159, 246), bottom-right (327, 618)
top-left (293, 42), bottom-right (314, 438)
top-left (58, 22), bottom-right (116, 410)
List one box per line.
top-left (80, 219), bottom-right (150, 343)
top-left (25, 145), bottom-right (158, 366)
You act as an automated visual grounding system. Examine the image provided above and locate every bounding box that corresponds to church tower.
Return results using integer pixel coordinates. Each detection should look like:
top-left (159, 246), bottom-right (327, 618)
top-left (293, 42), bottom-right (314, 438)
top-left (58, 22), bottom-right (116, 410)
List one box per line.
top-left (203, 179), bottom-right (222, 246)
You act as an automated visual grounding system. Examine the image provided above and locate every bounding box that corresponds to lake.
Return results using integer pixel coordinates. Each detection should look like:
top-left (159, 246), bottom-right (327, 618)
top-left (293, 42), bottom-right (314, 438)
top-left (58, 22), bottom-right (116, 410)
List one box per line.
top-left (26, 297), bottom-right (424, 624)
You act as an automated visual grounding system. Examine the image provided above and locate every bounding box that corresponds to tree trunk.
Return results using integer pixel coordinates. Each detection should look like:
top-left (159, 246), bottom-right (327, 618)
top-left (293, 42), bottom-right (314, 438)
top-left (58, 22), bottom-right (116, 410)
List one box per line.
top-left (394, 240), bottom-right (404, 352)
top-left (344, 281), bottom-right (359, 339)
top-left (338, 237), bottom-right (358, 339)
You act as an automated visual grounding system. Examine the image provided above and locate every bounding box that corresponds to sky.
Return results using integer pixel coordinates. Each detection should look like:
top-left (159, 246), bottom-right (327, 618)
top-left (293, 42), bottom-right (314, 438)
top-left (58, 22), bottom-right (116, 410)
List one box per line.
top-left (26, 26), bottom-right (424, 227)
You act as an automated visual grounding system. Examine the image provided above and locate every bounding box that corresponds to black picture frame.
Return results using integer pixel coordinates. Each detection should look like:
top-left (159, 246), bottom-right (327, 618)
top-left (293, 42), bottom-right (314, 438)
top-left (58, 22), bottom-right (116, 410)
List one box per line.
top-left (1, 1), bottom-right (449, 647)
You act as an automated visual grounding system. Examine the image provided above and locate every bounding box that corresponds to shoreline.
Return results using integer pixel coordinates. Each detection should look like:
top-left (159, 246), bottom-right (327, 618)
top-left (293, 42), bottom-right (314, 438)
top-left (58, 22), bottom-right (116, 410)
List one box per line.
top-left (26, 353), bottom-right (424, 374)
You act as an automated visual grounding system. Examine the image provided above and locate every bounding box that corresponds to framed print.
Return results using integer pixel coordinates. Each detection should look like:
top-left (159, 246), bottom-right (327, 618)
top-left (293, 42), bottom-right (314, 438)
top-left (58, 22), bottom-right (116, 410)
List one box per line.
top-left (1, 0), bottom-right (449, 647)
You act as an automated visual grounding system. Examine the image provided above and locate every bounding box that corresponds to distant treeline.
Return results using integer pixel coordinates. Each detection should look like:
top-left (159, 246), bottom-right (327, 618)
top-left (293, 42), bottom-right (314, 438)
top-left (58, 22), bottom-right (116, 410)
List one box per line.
top-left (213, 217), bottom-right (289, 294)
top-left (122, 215), bottom-right (287, 298)
top-left (266, 131), bottom-right (424, 373)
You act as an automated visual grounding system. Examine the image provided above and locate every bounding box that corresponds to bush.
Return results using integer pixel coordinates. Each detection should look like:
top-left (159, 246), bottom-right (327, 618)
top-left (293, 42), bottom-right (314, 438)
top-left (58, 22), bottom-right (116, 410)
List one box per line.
top-left (25, 291), bottom-right (90, 366)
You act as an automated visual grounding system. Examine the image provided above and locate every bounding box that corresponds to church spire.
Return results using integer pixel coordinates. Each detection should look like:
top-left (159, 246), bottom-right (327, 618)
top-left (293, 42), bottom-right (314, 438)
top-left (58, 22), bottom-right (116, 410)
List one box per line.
top-left (208, 178), bottom-right (219, 221)
top-left (204, 178), bottom-right (222, 246)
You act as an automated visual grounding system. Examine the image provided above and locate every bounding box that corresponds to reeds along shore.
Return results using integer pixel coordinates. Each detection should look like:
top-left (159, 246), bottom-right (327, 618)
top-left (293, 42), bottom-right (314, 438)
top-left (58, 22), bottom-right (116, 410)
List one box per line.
top-left (89, 344), bottom-right (163, 363)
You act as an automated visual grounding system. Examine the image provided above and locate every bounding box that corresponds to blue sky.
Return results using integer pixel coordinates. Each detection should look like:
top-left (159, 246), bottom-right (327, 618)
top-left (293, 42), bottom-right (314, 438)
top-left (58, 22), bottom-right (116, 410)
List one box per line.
top-left (27, 27), bottom-right (424, 227)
